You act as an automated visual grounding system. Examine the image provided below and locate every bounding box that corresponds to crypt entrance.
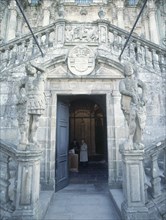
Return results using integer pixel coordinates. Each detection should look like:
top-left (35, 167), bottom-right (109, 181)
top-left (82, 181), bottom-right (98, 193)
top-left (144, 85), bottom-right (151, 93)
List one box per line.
top-left (55, 94), bottom-right (108, 190)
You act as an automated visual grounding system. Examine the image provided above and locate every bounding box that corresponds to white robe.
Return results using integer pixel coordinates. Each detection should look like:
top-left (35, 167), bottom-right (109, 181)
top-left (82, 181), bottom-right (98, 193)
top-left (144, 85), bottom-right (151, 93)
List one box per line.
top-left (80, 143), bottom-right (88, 162)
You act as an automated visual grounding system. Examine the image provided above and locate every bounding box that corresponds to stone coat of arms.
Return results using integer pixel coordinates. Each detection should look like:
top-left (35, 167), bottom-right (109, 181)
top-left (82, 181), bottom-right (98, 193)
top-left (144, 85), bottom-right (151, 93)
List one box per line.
top-left (68, 45), bottom-right (95, 76)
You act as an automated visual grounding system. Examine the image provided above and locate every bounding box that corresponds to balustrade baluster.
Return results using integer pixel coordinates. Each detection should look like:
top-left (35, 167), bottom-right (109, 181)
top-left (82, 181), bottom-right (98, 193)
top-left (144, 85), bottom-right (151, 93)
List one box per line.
top-left (112, 31), bottom-right (120, 56)
top-left (23, 40), bottom-right (29, 61)
top-left (17, 42), bottom-right (24, 64)
top-left (41, 33), bottom-right (47, 48)
top-left (159, 54), bottom-right (166, 73)
top-left (152, 49), bottom-right (160, 71)
top-left (0, 153), bottom-right (10, 207)
top-left (144, 171), bottom-right (149, 204)
top-left (136, 42), bottom-right (145, 65)
top-left (108, 30), bottom-right (114, 53)
top-left (36, 34), bottom-right (42, 49)
top-left (48, 30), bottom-right (55, 48)
top-left (0, 49), bottom-right (6, 70)
top-left (145, 46), bottom-right (153, 69)
top-left (129, 41), bottom-right (137, 62)
top-left (32, 37), bottom-right (39, 56)
top-left (11, 44), bottom-right (18, 65)
top-left (164, 148), bottom-right (166, 179)
top-left (45, 31), bottom-right (49, 48)
top-left (7, 46), bottom-right (14, 66)
top-left (150, 152), bottom-right (161, 198)
top-left (26, 38), bottom-right (33, 58)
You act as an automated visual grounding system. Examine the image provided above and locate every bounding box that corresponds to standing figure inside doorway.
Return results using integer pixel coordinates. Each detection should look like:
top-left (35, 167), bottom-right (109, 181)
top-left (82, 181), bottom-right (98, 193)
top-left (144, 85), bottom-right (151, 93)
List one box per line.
top-left (119, 62), bottom-right (147, 150)
top-left (70, 139), bottom-right (80, 155)
top-left (80, 139), bottom-right (88, 166)
top-left (17, 61), bottom-right (46, 147)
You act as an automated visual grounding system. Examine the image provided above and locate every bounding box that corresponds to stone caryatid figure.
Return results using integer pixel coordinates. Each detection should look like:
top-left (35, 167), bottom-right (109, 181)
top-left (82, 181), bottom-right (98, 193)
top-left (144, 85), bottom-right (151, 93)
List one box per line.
top-left (119, 62), bottom-right (147, 150)
top-left (17, 62), bottom-right (46, 148)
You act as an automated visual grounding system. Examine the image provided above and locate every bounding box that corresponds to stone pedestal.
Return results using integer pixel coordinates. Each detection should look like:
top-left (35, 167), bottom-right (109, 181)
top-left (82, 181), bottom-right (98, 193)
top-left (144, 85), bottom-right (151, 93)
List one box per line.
top-left (12, 147), bottom-right (42, 220)
top-left (120, 148), bottom-right (148, 220)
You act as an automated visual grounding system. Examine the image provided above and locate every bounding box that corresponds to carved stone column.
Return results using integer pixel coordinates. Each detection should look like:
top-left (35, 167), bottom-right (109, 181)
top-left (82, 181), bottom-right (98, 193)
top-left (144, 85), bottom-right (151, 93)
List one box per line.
top-left (12, 148), bottom-right (42, 220)
top-left (120, 149), bottom-right (148, 220)
top-left (7, 0), bottom-right (17, 41)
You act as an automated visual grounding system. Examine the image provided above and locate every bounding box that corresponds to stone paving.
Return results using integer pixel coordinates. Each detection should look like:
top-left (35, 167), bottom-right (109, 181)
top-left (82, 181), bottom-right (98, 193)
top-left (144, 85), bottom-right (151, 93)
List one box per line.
top-left (44, 161), bottom-right (121, 220)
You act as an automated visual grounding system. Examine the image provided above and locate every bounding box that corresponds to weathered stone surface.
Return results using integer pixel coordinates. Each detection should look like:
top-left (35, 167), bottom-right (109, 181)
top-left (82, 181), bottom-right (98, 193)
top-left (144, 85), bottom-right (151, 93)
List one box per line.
top-left (0, 2), bottom-right (166, 219)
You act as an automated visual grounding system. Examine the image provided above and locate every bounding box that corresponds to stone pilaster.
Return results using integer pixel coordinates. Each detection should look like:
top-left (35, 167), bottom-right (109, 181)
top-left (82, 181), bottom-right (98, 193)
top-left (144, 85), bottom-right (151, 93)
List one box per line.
top-left (116, 1), bottom-right (124, 29)
top-left (42, 1), bottom-right (51, 26)
top-left (98, 20), bottom-right (108, 45)
top-left (12, 147), bottom-right (42, 220)
top-left (107, 89), bottom-right (123, 188)
top-left (148, 0), bottom-right (159, 44)
top-left (7, 0), bottom-right (17, 41)
top-left (120, 149), bottom-right (148, 220)
top-left (55, 19), bottom-right (65, 47)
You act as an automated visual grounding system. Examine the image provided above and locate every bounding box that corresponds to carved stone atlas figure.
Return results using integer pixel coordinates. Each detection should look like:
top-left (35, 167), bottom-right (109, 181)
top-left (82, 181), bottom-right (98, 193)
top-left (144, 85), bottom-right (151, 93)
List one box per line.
top-left (17, 62), bottom-right (46, 147)
top-left (119, 62), bottom-right (147, 150)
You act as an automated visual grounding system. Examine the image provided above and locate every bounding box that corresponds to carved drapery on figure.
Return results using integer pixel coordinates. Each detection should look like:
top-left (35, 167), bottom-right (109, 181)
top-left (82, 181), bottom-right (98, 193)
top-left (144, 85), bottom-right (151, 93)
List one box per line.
top-left (119, 61), bottom-right (147, 151)
top-left (16, 62), bottom-right (46, 149)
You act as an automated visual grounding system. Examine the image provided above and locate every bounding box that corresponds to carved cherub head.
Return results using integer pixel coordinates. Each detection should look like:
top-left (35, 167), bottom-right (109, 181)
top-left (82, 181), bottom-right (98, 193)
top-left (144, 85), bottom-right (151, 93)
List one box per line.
top-left (123, 62), bottom-right (134, 76)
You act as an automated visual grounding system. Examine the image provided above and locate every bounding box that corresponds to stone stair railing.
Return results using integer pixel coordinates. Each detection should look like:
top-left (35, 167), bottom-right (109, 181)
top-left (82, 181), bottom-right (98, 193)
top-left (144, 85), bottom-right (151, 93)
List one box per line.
top-left (0, 139), bottom-right (42, 220)
top-left (144, 139), bottom-right (166, 199)
top-left (120, 139), bottom-right (166, 220)
top-left (144, 139), bottom-right (166, 219)
top-left (0, 19), bottom-right (166, 73)
top-left (0, 139), bottom-right (18, 219)
top-left (108, 24), bottom-right (166, 73)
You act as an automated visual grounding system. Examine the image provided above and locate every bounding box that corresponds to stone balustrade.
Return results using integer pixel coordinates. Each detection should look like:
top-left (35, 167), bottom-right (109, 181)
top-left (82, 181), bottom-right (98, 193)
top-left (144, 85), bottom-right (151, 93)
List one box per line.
top-left (0, 139), bottom-right (42, 220)
top-left (0, 140), bottom-right (18, 219)
top-left (144, 139), bottom-right (166, 200)
top-left (0, 19), bottom-right (165, 73)
top-left (120, 139), bottom-right (166, 220)
top-left (108, 24), bottom-right (166, 73)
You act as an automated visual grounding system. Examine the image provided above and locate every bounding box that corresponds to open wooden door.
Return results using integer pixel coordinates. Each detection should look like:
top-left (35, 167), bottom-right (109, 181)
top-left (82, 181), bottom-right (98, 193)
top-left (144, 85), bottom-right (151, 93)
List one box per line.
top-left (55, 100), bottom-right (69, 192)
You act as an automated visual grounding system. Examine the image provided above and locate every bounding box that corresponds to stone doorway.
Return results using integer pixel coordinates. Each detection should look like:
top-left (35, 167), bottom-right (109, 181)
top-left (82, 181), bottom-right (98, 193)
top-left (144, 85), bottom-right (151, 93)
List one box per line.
top-left (57, 94), bottom-right (108, 185)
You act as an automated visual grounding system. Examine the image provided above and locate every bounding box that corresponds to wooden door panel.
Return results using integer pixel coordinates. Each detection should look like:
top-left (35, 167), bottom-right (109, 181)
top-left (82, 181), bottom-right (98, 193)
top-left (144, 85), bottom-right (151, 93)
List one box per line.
top-left (56, 101), bottom-right (69, 191)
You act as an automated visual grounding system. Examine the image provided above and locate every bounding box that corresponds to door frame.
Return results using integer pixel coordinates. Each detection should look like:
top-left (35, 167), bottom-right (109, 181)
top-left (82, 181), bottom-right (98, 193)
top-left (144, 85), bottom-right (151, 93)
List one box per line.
top-left (41, 78), bottom-right (124, 190)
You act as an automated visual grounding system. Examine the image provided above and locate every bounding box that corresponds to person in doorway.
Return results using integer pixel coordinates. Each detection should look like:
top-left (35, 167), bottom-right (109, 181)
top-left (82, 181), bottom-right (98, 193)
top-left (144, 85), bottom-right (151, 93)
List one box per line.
top-left (80, 139), bottom-right (88, 167)
top-left (70, 139), bottom-right (80, 155)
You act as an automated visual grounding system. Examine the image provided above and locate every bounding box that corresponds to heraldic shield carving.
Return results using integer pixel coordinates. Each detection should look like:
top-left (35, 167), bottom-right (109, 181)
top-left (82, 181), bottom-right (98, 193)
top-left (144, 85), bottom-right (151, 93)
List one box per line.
top-left (68, 45), bottom-right (95, 76)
